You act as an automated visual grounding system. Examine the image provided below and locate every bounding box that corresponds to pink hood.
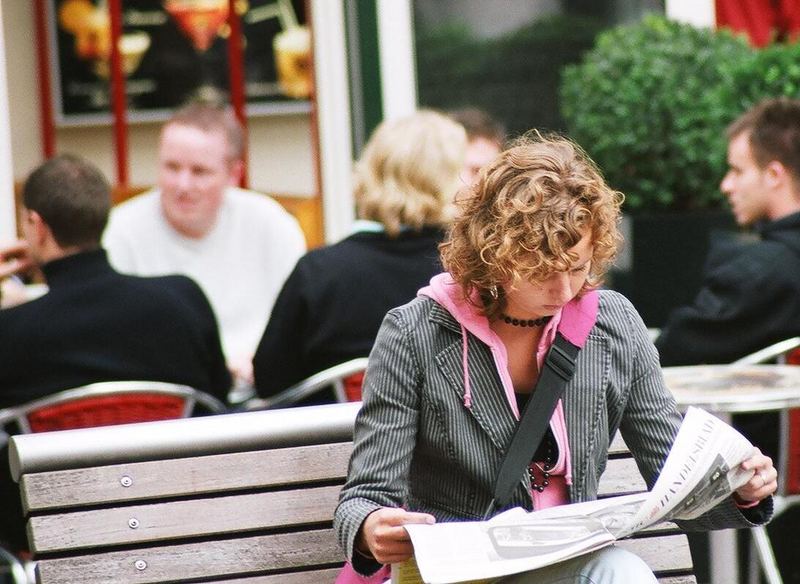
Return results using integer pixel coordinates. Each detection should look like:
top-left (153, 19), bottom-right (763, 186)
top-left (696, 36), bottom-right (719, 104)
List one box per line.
top-left (418, 273), bottom-right (562, 416)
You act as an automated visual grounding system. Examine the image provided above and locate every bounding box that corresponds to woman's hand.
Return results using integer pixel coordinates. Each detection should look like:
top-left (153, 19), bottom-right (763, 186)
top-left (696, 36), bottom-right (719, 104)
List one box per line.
top-left (734, 448), bottom-right (777, 504)
top-left (356, 507), bottom-right (436, 564)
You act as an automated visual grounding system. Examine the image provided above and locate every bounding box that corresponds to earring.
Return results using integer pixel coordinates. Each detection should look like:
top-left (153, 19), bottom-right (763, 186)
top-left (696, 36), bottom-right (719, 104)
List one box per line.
top-left (489, 285), bottom-right (499, 300)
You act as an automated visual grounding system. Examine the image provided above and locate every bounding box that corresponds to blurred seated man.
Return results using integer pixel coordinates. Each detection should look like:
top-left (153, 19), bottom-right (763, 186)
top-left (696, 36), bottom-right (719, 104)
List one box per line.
top-left (252, 110), bottom-right (467, 404)
top-left (657, 98), bottom-right (800, 368)
top-left (0, 154), bottom-right (232, 408)
top-left (448, 107), bottom-right (505, 186)
top-left (103, 101), bottom-right (306, 386)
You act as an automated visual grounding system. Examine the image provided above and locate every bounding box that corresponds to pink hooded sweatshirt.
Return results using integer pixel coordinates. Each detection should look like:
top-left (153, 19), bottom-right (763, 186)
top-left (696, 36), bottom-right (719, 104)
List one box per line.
top-left (419, 273), bottom-right (597, 509)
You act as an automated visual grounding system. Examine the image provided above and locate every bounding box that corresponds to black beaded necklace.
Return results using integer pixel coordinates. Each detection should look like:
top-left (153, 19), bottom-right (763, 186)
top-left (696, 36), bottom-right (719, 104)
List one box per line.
top-left (500, 314), bottom-right (552, 328)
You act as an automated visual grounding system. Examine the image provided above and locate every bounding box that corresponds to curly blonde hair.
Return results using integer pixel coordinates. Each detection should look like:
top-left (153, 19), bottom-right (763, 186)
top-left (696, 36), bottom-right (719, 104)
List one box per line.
top-left (440, 133), bottom-right (623, 318)
top-left (353, 110), bottom-right (467, 237)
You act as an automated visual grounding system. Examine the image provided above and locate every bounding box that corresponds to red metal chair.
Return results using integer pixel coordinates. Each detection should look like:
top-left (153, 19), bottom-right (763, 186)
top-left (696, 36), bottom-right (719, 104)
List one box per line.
top-left (247, 358), bottom-right (369, 409)
top-left (733, 337), bottom-right (800, 584)
top-left (0, 381), bottom-right (227, 434)
top-left (342, 370), bottom-right (366, 402)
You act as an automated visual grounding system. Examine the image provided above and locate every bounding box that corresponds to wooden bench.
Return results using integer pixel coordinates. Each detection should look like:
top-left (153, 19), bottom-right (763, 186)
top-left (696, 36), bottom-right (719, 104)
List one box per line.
top-left (8, 402), bottom-right (696, 583)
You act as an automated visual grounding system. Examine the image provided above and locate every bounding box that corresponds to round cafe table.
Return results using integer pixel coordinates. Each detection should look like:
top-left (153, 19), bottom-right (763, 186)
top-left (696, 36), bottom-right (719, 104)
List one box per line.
top-left (663, 364), bottom-right (800, 415)
top-left (662, 364), bottom-right (800, 584)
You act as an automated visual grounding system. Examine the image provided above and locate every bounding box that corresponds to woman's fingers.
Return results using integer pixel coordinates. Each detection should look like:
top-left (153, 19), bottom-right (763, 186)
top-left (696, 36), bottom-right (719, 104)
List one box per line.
top-left (359, 508), bottom-right (436, 564)
top-left (735, 449), bottom-right (777, 502)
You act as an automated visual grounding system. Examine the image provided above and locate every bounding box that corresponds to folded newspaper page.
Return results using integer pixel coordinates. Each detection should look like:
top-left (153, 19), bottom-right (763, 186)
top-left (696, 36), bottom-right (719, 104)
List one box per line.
top-left (395, 407), bottom-right (756, 584)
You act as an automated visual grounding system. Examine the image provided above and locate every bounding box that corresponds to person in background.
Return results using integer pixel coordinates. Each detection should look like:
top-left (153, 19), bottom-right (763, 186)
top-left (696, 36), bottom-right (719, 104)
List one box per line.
top-left (657, 97), bottom-right (800, 368)
top-left (0, 154), bottom-right (231, 552)
top-left (334, 134), bottom-right (774, 583)
top-left (103, 100), bottom-right (306, 389)
top-left (0, 240), bottom-right (32, 308)
top-left (252, 110), bottom-right (467, 404)
top-left (448, 107), bottom-right (506, 186)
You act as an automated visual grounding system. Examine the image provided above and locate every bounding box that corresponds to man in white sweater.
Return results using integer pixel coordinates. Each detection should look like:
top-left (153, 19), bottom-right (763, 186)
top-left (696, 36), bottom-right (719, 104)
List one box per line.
top-left (104, 102), bottom-right (306, 385)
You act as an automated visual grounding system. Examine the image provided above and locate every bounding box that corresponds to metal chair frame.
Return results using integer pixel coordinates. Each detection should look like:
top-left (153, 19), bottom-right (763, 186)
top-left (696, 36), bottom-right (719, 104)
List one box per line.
top-left (0, 544), bottom-right (28, 584)
top-left (250, 358), bottom-right (369, 409)
top-left (0, 381), bottom-right (226, 583)
top-left (0, 380), bottom-right (227, 434)
top-left (732, 338), bottom-right (800, 584)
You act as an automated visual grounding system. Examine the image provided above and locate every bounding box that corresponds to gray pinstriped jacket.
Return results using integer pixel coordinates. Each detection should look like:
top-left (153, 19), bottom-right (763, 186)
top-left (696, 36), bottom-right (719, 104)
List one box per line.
top-left (334, 289), bottom-right (771, 568)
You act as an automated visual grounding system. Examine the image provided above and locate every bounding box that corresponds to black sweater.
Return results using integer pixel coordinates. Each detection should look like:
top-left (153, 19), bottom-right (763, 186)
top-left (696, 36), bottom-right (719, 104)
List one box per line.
top-left (656, 211), bottom-right (800, 366)
top-left (253, 227), bottom-right (444, 403)
top-left (0, 249), bottom-right (231, 407)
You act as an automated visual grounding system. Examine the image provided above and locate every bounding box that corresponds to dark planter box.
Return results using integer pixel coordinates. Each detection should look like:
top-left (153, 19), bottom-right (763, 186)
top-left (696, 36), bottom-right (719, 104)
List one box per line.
top-left (608, 210), bottom-right (737, 328)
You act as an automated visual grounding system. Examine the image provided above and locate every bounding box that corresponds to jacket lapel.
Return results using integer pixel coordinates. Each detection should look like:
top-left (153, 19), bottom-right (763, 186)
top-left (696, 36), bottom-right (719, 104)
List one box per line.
top-left (563, 333), bottom-right (609, 501)
top-left (429, 305), bottom-right (516, 452)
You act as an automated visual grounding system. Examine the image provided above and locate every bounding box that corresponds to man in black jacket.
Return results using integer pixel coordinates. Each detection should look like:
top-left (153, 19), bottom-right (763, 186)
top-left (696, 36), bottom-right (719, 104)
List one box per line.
top-left (656, 97), bottom-right (800, 371)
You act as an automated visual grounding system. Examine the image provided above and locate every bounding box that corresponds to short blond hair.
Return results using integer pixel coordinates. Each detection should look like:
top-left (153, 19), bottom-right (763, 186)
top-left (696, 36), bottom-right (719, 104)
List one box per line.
top-left (440, 133), bottom-right (623, 318)
top-left (166, 101), bottom-right (244, 162)
top-left (354, 110), bottom-right (467, 237)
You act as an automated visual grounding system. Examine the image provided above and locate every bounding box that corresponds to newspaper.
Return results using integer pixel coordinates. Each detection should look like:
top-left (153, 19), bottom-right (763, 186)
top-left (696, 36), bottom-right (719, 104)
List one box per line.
top-left (394, 407), bottom-right (757, 584)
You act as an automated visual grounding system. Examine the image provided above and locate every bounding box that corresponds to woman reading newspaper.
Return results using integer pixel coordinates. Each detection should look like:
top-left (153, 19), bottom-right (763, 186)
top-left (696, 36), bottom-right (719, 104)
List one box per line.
top-left (333, 134), bottom-right (776, 583)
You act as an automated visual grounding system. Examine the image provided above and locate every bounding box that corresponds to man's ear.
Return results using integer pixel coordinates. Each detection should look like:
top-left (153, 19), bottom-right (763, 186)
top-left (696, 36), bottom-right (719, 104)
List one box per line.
top-left (764, 160), bottom-right (788, 190)
top-left (228, 159), bottom-right (244, 187)
top-left (26, 210), bottom-right (52, 247)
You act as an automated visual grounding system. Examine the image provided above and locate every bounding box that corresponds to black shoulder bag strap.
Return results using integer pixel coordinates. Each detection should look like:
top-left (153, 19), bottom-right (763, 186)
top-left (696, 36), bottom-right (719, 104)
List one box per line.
top-left (483, 332), bottom-right (580, 519)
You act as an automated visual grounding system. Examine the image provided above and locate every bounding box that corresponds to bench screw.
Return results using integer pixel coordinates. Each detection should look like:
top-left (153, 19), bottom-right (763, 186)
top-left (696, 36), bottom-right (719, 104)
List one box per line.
top-left (134, 560), bottom-right (147, 571)
top-left (120, 475), bottom-right (133, 487)
top-left (128, 518), bottom-right (140, 529)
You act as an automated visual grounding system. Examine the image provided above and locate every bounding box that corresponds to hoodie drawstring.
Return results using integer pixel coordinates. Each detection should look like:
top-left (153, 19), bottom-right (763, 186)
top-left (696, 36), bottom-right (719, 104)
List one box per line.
top-left (461, 324), bottom-right (472, 408)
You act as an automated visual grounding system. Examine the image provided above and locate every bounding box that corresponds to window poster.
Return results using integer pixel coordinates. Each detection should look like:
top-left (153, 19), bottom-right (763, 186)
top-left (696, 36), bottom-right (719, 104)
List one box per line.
top-left (50, 0), bottom-right (310, 124)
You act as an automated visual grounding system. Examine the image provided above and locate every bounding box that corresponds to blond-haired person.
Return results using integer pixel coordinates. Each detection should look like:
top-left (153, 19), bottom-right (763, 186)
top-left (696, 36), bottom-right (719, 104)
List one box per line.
top-left (333, 135), bottom-right (775, 583)
top-left (252, 110), bottom-right (466, 403)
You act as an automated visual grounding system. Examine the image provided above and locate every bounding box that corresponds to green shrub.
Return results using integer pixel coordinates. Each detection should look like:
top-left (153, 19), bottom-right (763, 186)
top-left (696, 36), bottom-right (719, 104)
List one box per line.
top-left (560, 16), bottom-right (751, 213)
top-left (715, 40), bottom-right (800, 120)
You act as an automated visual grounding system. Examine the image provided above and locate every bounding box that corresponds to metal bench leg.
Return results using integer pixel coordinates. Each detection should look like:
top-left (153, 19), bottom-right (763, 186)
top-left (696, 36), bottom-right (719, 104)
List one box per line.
top-left (0, 546), bottom-right (29, 584)
top-left (751, 525), bottom-right (783, 584)
top-left (748, 537), bottom-right (761, 584)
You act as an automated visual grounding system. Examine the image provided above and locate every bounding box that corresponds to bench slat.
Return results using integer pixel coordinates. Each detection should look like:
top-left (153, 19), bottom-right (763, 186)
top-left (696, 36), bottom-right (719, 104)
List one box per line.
top-left (30, 485), bottom-right (341, 553)
top-left (10, 403), bottom-right (361, 479)
top-left (35, 529), bottom-right (341, 584)
top-left (34, 533), bottom-right (692, 584)
top-left (174, 567), bottom-right (696, 584)
top-left (617, 534), bottom-right (694, 575)
top-left (598, 457), bottom-right (648, 497)
top-left (21, 442), bottom-right (353, 512)
top-left (608, 431), bottom-right (627, 456)
top-left (204, 568), bottom-right (342, 583)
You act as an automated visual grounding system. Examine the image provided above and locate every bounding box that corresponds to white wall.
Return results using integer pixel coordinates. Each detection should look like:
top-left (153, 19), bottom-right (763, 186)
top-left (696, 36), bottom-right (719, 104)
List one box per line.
top-left (666, 0), bottom-right (714, 27)
top-left (0, 0), bottom-right (16, 240)
top-left (1, 0), bottom-right (315, 238)
top-left (376, 0), bottom-right (416, 120)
